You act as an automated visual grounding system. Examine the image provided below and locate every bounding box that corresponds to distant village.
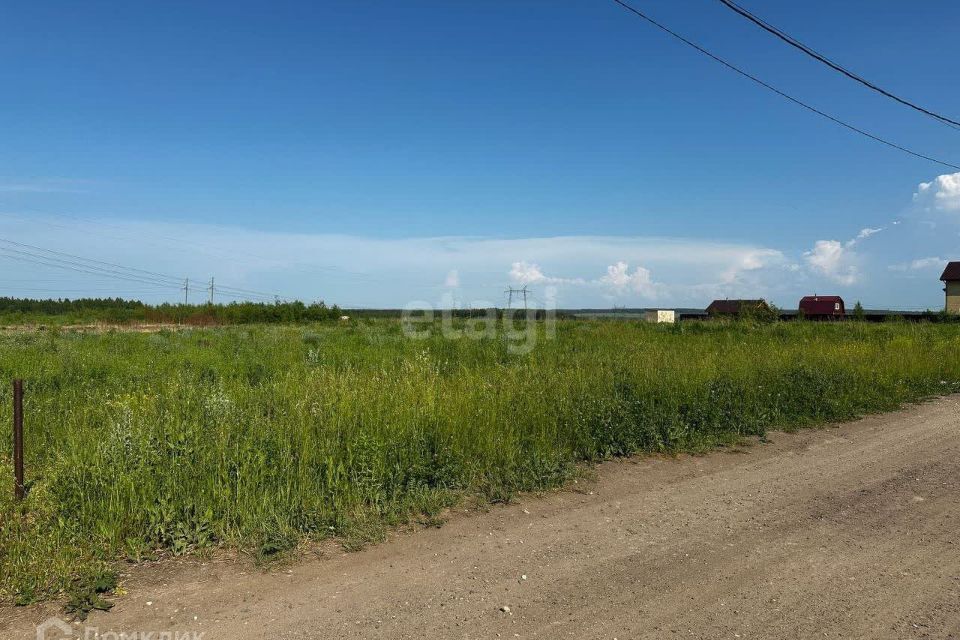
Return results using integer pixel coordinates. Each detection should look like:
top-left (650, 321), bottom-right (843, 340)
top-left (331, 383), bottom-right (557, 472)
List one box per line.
top-left (576, 261), bottom-right (960, 323)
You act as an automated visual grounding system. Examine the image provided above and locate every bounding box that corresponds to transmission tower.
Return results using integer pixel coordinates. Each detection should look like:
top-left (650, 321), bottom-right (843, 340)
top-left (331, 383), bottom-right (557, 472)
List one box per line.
top-left (208, 277), bottom-right (215, 304)
top-left (505, 285), bottom-right (529, 311)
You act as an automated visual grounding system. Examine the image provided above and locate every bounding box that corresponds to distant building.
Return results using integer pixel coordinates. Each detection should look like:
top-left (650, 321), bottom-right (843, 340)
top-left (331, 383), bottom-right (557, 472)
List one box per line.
top-left (706, 299), bottom-right (771, 318)
top-left (941, 262), bottom-right (960, 313)
top-left (799, 295), bottom-right (845, 320)
top-left (643, 309), bottom-right (675, 324)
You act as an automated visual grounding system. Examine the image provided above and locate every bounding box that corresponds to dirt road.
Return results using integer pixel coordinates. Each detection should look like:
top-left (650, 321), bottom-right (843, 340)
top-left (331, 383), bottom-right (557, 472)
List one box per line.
top-left (6, 397), bottom-right (960, 639)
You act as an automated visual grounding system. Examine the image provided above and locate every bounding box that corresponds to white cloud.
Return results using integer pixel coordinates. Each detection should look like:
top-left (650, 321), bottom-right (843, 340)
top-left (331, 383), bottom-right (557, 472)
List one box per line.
top-left (444, 269), bottom-right (460, 287)
top-left (508, 260), bottom-right (544, 285)
top-left (888, 256), bottom-right (944, 272)
top-left (508, 250), bottom-right (785, 302)
top-left (509, 260), bottom-right (587, 286)
top-left (837, 227), bottom-right (884, 251)
top-left (850, 227), bottom-right (883, 244)
top-left (598, 261), bottom-right (660, 297)
top-left (802, 224), bottom-right (888, 286)
top-left (804, 240), bottom-right (858, 285)
top-left (913, 172), bottom-right (960, 213)
top-left (0, 212), bottom-right (801, 307)
top-left (719, 248), bottom-right (785, 283)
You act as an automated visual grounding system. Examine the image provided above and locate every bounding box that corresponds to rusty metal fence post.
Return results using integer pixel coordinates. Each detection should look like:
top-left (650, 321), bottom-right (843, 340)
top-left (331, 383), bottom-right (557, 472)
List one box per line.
top-left (12, 379), bottom-right (24, 501)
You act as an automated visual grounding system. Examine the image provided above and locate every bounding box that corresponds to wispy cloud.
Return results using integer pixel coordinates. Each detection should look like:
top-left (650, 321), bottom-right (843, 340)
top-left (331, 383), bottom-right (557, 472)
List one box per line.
top-left (850, 227), bottom-right (884, 244)
top-left (506, 248), bottom-right (789, 302)
top-left (443, 269), bottom-right (460, 288)
top-left (0, 207), bottom-right (938, 308)
top-left (508, 261), bottom-right (585, 286)
top-left (0, 212), bottom-right (800, 306)
top-left (0, 178), bottom-right (90, 194)
top-left (888, 256), bottom-right (945, 272)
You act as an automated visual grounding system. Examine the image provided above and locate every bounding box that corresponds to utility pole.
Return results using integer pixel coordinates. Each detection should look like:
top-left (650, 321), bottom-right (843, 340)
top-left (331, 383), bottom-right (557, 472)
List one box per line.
top-left (182, 278), bottom-right (190, 304)
top-left (208, 277), bottom-right (215, 304)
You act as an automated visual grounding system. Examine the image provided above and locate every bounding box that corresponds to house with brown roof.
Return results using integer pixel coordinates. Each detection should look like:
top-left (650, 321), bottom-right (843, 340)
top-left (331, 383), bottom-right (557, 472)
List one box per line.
top-left (706, 299), bottom-right (771, 318)
top-left (941, 262), bottom-right (960, 313)
top-left (799, 295), bottom-right (844, 320)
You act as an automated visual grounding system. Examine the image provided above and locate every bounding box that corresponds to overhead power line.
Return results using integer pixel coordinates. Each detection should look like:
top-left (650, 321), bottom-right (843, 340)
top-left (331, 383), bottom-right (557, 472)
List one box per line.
top-left (0, 237), bottom-right (292, 303)
top-left (214, 284), bottom-right (285, 299)
top-left (0, 240), bottom-right (185, 291)
top-left (716, 0), bottom-right (960, 129)
top-left (0, 286), bottom-right (173, 295)
top-left (0, 247), bottom-right (181, 289)
top-left (0, 210), bottom-right (375, 282)
top-left (0, 237), bottom-right (182, 285)
top-left (609, 0), bottom-right (960, 171)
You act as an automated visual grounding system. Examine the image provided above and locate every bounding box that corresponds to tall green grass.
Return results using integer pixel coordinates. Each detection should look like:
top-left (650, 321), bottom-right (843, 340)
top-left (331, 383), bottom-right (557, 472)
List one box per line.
top-left (1, 319), bottom-right (959, 604)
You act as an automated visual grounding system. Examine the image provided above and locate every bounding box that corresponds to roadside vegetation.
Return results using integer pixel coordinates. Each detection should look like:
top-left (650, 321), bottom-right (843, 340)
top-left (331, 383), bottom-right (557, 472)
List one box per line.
top-left (2, 318), bottom-right (960, 607)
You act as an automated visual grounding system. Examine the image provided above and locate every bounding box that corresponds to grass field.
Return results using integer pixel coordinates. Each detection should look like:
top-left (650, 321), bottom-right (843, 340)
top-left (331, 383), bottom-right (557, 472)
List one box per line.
top-left (2, 318), bottom-right (959, 609)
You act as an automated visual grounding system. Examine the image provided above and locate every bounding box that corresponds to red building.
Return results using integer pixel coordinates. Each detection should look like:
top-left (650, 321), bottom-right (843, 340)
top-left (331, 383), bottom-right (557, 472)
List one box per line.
top-left (799, 295), bottom-right (845, 319)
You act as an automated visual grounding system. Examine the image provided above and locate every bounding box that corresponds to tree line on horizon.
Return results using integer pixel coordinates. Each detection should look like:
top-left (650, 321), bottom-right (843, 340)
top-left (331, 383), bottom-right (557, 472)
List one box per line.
top-left (0, 296), bottom-right (343, 325)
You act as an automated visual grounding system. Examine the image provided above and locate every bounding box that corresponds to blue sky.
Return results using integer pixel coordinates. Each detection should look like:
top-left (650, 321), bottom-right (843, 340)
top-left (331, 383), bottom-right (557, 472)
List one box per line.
top-left (1, 0), bottom-right (958, 309)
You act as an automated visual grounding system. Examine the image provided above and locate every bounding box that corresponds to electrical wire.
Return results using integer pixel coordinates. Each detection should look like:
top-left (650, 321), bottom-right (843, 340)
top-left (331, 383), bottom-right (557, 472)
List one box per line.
top-left (0, 241), bottom-right (291, 303)
top-left (716, 0), bottom-right (960, 129)
top-left (0, 210), bottom-right (376, 281)
top-left (0, 237), bottom-right (183, 285)
top-left (0, 287), bottom-right (172, 294)
top-left (0, 237), bottom-right (293, 300)
top-left (609, 0), bottom-right (960, 170)
top-left (0, 246), bottom-right (182, 289)
top-left (0, 248), bottom-right (184, 289)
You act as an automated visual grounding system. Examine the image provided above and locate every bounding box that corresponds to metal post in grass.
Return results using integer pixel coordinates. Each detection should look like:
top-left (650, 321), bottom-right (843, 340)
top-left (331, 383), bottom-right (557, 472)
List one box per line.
top-left (12, 379), bottom-right (24, 501)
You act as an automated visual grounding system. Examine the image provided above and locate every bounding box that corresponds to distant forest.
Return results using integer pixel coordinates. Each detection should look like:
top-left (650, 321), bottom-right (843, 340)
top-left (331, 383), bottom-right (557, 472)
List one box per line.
top-left (0, 296), bottom-right (343, 325)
